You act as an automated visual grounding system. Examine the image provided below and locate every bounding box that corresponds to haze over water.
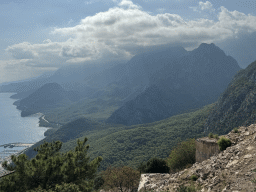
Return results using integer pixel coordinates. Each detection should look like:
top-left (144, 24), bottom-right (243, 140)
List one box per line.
top-left (0, 93), bottom-right (48, 156)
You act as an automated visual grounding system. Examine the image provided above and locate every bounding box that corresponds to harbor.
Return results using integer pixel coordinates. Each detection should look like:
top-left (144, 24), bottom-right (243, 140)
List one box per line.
top-left (0, 142), bottom-right (35, 179)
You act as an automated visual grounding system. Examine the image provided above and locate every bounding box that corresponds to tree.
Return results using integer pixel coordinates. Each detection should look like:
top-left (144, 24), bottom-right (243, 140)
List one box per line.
top-left (0, 137), bottom-right (102, 192)
top-left (101, 165), bottom-right (140, 192)
top-left (166, 138), bottom-right (196, 173)
top-left (137, 157), bottom-right (170, 173)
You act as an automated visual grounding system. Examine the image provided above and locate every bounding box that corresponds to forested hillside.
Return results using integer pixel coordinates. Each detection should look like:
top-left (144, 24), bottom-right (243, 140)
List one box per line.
top-left (204, 60), bottom-right (256, 135)
top-left (23, 103), bottom-right (214, 172)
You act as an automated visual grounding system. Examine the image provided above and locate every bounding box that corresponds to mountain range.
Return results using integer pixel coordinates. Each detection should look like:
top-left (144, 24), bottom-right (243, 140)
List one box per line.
top-left (106, 43), bottom-right (241, 125)
top-left (14, 83), bottom-right (83, 117)
top-left (2, 43), bottom-right (241, 126)
top-left (2, 42), bottom-right (256, 174)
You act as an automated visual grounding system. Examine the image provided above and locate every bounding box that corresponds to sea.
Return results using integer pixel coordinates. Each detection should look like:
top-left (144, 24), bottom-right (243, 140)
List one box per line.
top-left (0, 93), bottom-right (49, 160)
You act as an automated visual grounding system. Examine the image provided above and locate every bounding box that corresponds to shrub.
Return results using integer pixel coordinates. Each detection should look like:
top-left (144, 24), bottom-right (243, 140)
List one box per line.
top-left (208, 132), bottom-right (214, 138)
top-left (166, 138), bottom-right (195, 173)
top-left (137, 157), bottom-right (170, 173)
top-left (27, 182), bottom-right (82, 192)
top-left (94, 175), bottom-right (104, 191)
top-left (101, 165), bottom-right (140, 192)
top-left (233, 128), bottom-right (239, 133)
top-left (176, 184), bottom-right (197, 192)
top-left (213, 134), bottom-right (219, 139)
top-left (190, 175), bottom-right (198, 181)
top-left (217, 137), bottom-right (232, 151)
top-left (176, 184), bottom-right (188, 192)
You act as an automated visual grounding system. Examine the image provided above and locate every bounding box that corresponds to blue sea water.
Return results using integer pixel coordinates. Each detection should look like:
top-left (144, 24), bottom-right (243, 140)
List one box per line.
top-left (0, 93), bottom-right (48, 156)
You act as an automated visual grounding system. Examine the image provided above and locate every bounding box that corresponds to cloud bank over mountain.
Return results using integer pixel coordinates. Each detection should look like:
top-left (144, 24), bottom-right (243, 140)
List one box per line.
top-left (1, 0), bottom-right (256, 83)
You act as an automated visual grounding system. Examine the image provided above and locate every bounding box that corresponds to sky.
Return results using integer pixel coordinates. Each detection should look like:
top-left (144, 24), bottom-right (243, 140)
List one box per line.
top-left (0, 0), bottom-right (256, 84)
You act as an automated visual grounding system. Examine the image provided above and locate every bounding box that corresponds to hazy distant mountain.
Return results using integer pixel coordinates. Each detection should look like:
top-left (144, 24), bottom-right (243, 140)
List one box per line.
top-left (0, 73), bottom-right (53, 93)
top-left (106, 43), bottom-right (241, 126)
top-left (0, 60), bottom-right (127, 101)
top-left (204, 60), bottom-right (256, 135)
top-left (15, 83), bottom-right (83, 117)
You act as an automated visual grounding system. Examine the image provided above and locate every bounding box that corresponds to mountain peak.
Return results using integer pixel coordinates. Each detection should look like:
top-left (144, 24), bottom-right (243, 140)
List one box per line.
top-left (191, 42), bottom-right (226, 57)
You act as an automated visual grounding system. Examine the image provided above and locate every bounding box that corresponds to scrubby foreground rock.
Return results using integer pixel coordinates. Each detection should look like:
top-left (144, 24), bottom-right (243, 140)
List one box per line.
top-left (138, 124), bottom-right (256, 192)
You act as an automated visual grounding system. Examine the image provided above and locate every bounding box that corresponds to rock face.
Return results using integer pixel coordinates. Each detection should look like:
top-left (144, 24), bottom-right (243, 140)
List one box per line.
top-left (138, 124), bottom-right (256, 191)
top-left (106, 43), bottom-right (241, 126)
top-left (195, 137), bottom-right (221, 163)
top-left (204, 60), bottom-right (256, 135)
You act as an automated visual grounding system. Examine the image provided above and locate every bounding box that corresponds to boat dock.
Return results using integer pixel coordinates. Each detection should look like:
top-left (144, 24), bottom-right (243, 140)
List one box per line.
top-left (0, 142), bottom-right (35, 179)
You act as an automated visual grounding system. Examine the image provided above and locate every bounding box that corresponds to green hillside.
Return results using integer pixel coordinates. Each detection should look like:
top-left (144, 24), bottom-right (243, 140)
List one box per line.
top-left (39, 97), bottom-right (122, 127)
top-left (204, 60), bottom-right (256, 135)
top-left (25, 102), bottom-right (215, 173)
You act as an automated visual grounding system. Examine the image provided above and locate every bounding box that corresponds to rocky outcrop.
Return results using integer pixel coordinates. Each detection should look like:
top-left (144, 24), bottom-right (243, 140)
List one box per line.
top-left (204, 60), bottom-right (256, 135)
top-left (138, 124), bottom-right (256, 191)
top-left (107, 43), bottom-right (241, 126)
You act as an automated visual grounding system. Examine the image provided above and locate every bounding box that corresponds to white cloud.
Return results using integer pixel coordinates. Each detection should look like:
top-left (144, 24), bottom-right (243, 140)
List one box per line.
top-left (4, 0), bottom-right (256, 76)
top-left (0, 59), bottom-right (57, 84)
top-left (6, 42), bottom-right (38, 59)
top-left (117, 0), bottom-right (141, 9)
top-left (199, 1), bottom-right (215, 11)
top-left (190, 1), bottom-right (215, 13)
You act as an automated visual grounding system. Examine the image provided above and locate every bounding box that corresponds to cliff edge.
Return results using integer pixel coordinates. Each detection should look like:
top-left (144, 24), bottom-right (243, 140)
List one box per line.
top-left (138, 124), bottom-right (256, 191)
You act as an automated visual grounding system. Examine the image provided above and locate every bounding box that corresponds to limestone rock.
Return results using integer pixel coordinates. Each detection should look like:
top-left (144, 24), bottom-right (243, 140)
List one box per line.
top-left (138, 124), bottom-right (256, 191)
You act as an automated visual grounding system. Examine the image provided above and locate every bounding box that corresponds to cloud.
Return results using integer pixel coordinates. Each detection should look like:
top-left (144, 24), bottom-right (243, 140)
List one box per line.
top-left (199, 1), bottom-right (215, 11)
top-left (0, 59), bottom-right (56, 84)
top-left (5, 0), bottom-right (256, 71)
top-left (190, 1), bottom-right (215, 13)
top-left (6, 42), bottom-right (38, 59)
top-left (117, 0), bottom-right (141, 9)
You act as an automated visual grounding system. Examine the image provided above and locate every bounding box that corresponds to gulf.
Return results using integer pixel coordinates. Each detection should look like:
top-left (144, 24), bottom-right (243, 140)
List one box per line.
top-left (0, 93), bottom-right (48, 158)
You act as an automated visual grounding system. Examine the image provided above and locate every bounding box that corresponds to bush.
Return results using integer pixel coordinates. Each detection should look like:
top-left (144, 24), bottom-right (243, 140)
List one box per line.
top-left (217, 137), bottom-right (232, 151)
top-left (176, 184), bottom-right (197, 192)
top-left (94, 175), bottom-right (104, 191)
top-left (213, 134), bottom-right (219, 139)
top-left (233, 128), bottom-right (239, 133)
top-left (137, 157), bottom-right (170, 173)
top-left (166, 138), bottom-right (196, 173)
top-left (101, 166), bottom-right (140, 192)
top-left (27, 182), bottom-right (82, 192)
top-left (208, 132), bottom-right (214, 138)
top-left (190, 175), bottom-right (198, 181)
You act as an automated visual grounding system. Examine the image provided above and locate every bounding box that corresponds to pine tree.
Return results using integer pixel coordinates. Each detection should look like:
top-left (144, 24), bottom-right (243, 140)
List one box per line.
top-left (0, 137), bottom-right (102, 192)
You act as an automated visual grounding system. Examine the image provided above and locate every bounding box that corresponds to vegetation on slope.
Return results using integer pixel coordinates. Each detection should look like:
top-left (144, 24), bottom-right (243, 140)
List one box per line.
top-left (41, 97), bottom-right (123, 126)
top-left (1, 134), bottom-right (199, 192)
top-left (204, 60), bottom-right (256, 135)
top-left (54, 103), bottom-right (214, 172)
top-left (0, 137), bottom-right (102, 192)
top-left (23, 102), bottom-right (213, 174)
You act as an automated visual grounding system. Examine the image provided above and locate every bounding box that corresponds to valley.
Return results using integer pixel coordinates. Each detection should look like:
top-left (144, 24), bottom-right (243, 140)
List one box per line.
top-left (1, 42), bottom-right (256, 191)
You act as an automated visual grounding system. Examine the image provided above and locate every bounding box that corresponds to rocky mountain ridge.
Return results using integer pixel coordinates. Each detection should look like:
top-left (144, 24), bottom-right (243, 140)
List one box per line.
top-left (138, 124), bottom-right (256, 191)
top-left (107, 43), bottom-right (241, 126)
top-left (204, 60), bottom-right (256, 135)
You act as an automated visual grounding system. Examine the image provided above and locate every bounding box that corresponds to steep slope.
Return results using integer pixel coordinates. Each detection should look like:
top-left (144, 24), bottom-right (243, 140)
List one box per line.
top-left (204, 60), bottom-right (256, 135)
top-left (138, 124), bottom-right (256, 191)
top-left (23, 117), bottom-right (107, 159)
top-left (34, 45), bottom-right (190, 125)
top-left (107, 43), bottom-right (241, 126)
top-left (15, 83), bottom-right (82, 117)
top-left (22, 103), bottom-right (213, 172)
top-left (105, 84), bottom-right (198, 125)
